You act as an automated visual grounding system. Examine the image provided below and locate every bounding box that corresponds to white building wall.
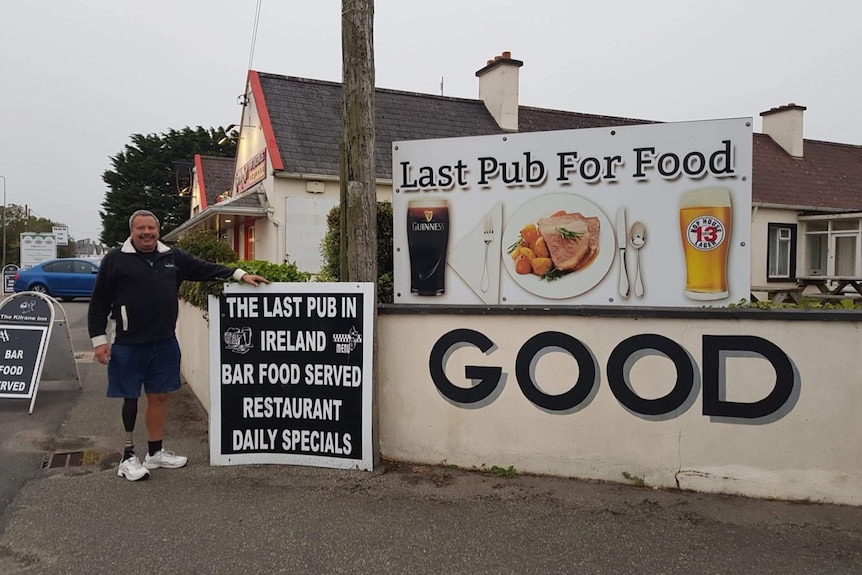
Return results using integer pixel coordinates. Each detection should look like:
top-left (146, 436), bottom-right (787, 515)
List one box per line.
top-left (177, 302), bottom-right (862, 506)
top-left (234, 85), bottom-right (266, 178)
top-left (263, 176), bottom-right (392, 273)
top-left (176, 300), bottom-right (212, 410)
top-left (226, 86), bottom-right (277, 263)
top-left (248, 193), bottom-right (277, 262)
top-left (377, 312), bottom-right (861, 505)
top-left (751, 206), bottom-right (800, 286)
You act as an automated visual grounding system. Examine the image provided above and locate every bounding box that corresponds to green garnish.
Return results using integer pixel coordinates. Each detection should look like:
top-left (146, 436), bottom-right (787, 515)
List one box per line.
top-left (540, 268), bottom-right (567, 282)
top-left (556, 226), bottom-right (583, 241)
top-left (507, 238), bottom-right (523, 254)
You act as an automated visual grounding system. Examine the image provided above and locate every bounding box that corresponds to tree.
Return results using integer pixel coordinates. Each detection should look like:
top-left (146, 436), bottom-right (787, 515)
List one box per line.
top-left (100, 127), bottom-right (236, 246)
top-left (1, 204), bottom-right (76, 266)
top-left (340, 0), bottom-right (377, 283)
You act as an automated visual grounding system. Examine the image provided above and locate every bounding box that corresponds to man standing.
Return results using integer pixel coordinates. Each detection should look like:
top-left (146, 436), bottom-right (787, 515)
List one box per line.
top-left (88, 210), bottom-right (268, 481)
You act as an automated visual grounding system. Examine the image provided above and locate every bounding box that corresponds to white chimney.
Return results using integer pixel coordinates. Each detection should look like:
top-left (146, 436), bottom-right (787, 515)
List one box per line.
top-left (476, 51), bottom-right (523, 132)
top-left (760, 103), bottom-right (806, 158)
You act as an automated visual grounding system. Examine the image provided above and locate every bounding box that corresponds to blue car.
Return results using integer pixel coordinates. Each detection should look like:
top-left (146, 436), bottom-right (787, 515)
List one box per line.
top-left (13, 258), bottom-right (101, 301)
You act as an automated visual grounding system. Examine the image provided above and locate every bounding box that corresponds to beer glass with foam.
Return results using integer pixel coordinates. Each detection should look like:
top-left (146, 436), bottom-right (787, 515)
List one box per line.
top-left (406, 199), bottom-right (449, 296)
top-left (679, 187), bottom-right (732, 300)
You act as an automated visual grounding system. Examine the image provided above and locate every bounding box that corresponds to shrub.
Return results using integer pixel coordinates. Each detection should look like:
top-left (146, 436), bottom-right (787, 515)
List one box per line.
top-left (728, 297), bottom-right (860, 310)
top-left (174, 229), bottom-right (238, 264)
top-left (179, 260), bottom-right (311, 310)
top-left (174, 230), bottom-right (311, 309)
top-left (177, 200), bottom-right (393, 308)
top-left (319, 201), bottom-right (393, 303)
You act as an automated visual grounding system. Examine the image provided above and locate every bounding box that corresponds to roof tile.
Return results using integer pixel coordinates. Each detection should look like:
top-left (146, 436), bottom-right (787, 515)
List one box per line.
top-left (254, 72), bottom-right (862, 212)
top-left (199, 156), bottom-right (235, 207)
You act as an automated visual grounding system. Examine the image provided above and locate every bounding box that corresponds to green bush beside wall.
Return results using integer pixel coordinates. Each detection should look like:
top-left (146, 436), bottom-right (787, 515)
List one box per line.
top-left (319, 201), bottom-right (393, 304)
top-left (174, 230), bottom-right (311, 309)
top-left (174, 201), bottom-right (395, 308)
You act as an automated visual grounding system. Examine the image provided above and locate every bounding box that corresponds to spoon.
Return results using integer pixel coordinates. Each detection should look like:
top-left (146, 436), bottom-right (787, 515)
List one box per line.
top-left (629, 221), bottom-right (646, 298)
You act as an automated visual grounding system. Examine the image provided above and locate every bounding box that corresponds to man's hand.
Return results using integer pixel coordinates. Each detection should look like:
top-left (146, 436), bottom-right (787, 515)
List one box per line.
top-left (241, 274), bottom-right (269, 287)
top-left (94, 343), bottom-right (111, 365)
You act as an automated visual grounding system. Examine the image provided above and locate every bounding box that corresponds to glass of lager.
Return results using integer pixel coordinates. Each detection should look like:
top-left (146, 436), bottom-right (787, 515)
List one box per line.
top-left (407, 199), bottom-right (449, 296)
top-left (679, 187), bottom-right (732, 300)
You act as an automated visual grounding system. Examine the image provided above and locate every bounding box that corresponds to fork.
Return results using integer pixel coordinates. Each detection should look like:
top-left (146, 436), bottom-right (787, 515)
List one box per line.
top-left (481, 213), bottom-right (493, 293)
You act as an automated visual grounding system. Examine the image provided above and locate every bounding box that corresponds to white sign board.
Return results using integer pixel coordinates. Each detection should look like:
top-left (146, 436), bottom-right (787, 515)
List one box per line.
top-left (392, 118), bottom-right (753, 307)
top-left (52, 226), bottom-right (69, 246)
top-left (209, 282), bottom-right (374, 470)
top-left (20, 233), bottom-right (57, 269)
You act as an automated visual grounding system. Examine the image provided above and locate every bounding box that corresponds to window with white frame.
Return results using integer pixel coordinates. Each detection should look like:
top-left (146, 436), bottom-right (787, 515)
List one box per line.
top-left (767, 223), bottom-right (796, 280)
top-left (801, 217), bottom-right (862, 277)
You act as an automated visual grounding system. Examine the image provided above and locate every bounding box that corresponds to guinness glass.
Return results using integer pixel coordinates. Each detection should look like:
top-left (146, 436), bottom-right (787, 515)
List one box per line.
top-left (407, 199), bottom-right (449, 296)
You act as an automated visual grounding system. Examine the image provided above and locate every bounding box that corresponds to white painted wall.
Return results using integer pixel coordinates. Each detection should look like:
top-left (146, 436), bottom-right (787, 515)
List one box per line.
top-left (249, 191), bottom-right (278, 263)
top-left (234, 85), bottom-right (266, 180)
top-left (750, 206), bottom-right (800, 287)
top-left (176, 300), bottom-right (211, 413)
top-left (761, 107), bottom-right (805, 157)
top-left (477, 60), bottom-right (520, 131)
top-left (378, 312), bottom-right (862, 505)
top-left (176, 301), bottom-right (862, 506)
top-left (260, 176), bottom-right (392, 273)
top-left (229, 83), bottom-right (279, 262)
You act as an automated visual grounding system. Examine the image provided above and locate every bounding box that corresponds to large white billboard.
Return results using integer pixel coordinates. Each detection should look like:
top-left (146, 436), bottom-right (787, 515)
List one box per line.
top-left (392, 118), bottom-right (753, 307)
top-left (19, 233), bottom-right (57, 269)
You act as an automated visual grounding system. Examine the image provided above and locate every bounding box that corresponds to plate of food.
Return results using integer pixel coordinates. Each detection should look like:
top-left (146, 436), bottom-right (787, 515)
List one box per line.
top-left (502, 193), bottom-right (615, 299)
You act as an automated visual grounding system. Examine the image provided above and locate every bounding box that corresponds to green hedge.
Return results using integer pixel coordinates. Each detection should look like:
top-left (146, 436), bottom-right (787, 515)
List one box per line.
top-left (319, 201), bottom-right (393, 303)
top-left (174, 231), bottom-right (311, 309)
top-left (175, 201), bottom-right (394, 308)
top-left (174, 229), bottom-right (238, 264)
top-left (178, 259), bottom-right (311, 309)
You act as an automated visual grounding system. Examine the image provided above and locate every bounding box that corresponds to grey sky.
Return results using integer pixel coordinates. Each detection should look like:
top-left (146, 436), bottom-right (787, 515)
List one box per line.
top-left (1, 0), bottom-right (859, 244)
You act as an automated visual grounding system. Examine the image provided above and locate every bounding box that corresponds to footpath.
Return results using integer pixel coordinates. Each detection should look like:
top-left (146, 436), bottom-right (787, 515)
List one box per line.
top-left (0, 302), bottom-right (860, 575)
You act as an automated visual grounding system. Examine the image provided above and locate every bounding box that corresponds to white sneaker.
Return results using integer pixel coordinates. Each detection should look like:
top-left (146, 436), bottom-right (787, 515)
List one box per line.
top-left (143, 449), bottom-right (188, 470)
top-left (117, 455), bottom-right (150, 481)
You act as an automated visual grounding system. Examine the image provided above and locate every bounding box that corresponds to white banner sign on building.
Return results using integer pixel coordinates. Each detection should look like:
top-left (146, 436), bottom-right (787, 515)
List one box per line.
top-left (392, 118), bottom-right (753, 307)
top-left (19, 233), bottom-right (57, 269)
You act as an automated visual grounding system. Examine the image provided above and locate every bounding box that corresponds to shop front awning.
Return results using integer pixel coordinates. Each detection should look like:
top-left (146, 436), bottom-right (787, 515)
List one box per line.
top-left (163, 190), bottom-right (268, 242)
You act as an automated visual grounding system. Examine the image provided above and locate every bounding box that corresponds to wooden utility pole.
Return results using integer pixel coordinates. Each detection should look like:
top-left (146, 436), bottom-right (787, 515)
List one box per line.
top-left (340, 0), bottom-right (377, 283)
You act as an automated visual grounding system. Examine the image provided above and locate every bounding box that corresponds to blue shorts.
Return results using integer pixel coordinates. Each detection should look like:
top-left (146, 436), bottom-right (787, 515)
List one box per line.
top-left (107, 337), bottom-right (182, 398)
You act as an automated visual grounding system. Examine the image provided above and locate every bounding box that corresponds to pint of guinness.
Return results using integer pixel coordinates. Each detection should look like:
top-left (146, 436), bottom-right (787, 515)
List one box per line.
top-left (407, 199), bottom-right (449, 296)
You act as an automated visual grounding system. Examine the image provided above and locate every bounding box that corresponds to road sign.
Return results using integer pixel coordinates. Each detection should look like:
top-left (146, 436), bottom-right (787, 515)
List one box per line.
top-left (52, 226), bottom-right (69, 246)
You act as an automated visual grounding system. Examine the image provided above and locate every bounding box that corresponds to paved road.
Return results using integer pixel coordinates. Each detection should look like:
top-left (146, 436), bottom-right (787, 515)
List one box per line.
top-left (0, 300), bottom-right (860, 575)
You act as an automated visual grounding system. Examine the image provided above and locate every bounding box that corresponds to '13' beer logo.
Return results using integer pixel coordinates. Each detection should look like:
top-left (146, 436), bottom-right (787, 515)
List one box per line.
top-left (686, 215), bottom-right (726, 251)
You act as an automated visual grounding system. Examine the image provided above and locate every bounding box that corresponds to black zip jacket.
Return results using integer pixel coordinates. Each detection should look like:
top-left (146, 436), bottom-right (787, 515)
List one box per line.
top-left (88, 239), bottom-right (245, 346)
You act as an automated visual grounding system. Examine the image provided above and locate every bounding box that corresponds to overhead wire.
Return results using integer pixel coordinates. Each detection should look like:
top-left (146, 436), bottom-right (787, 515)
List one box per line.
top-left (247, 0), bottom-right (263, 71)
